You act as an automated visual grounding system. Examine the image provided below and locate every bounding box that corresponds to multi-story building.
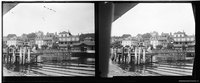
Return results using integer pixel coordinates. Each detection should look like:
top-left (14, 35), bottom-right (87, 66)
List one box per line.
top-left (121, 37), bottom-right (138, 47)
top-left (35, 31), bottom-right (45, 49)
top-left (173, 31), bottom-right (195, 50)
top-left (35, 32), bottom-right (57, 49)
top-left (44, 33), bottom-right (57, 48)
top-left (150, 37), bottom-right (161, 49)
top-left (35, 37), bottom-right (46, 49)
top-left (58, 31), bottom-right (79, 49)
top-left (72, 34), bottom-right (95, 52)
top-left (150, 32), bottom-right (174, 49)
top-left (7, 37), bottom-right (23, 47)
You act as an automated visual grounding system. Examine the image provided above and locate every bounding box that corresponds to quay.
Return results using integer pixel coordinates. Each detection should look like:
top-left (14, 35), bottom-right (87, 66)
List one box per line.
top-left (3, 47), bottom-right (95, 65)
top-left (110, 46), bottom-right (195, 65)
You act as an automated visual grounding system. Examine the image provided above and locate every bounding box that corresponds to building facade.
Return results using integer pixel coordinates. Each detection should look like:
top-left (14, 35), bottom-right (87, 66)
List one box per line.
top-left (58, 31), bottom-right (79, 49)
top-left (121, 37), bottom-right (138, 47)
top-left (7, 37), bottom-right (23, 47)
top-left (173, 31), bottom-right (195, 50)
top-left (72, 35), bottom-right (95, 53)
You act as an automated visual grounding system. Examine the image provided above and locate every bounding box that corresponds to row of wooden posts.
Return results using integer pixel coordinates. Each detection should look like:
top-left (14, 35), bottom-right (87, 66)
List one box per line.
top-left (111, 47), bottom-right (148, 65)
top-left (3, 47), bottom-right (39, 65)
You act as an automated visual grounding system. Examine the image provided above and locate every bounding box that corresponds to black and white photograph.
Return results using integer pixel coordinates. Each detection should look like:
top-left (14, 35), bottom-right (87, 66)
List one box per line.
top-left (2, 2), bottom-right (95, 76)
top-left (108, 3), bottom-right (195, 77)
top-left (1, 1), bottom-right (199, 83)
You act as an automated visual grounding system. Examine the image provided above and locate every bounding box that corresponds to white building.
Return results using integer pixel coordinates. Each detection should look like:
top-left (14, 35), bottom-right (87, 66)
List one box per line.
top-left (121, 37), bottom-right (138, 47)
top-left (7, 37), bottom-right (23, 47)
top-left (35, 39), bottom-right (46, 49)
top-left (150, 37), bottom-right (161, 49)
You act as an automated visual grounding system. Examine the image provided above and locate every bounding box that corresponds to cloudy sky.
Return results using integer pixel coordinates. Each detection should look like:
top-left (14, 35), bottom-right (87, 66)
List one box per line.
top-left (112, 3), bottom-right (195, 36)
top-left (3, 3), bottom-right (94, 36)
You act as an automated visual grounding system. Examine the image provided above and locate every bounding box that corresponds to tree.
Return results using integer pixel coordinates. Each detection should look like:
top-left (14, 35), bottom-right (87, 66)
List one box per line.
top-left (7, 34), bottom-right (17, 38)
top-left (21, 34), bottom-right (28, 42)
top-left (122, 34), bottom-right (131, 38)
top-left (27, 33), bottom-right (37, 40)
top-left (142, 33), bottom-right (152, 39)
top-left (156, 45), bottom-right (163, 50)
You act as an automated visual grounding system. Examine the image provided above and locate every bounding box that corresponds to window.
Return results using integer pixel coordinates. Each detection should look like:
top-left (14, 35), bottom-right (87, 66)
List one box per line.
top-left (191, 38), bottom-right (194, 41)
top-left (182, 38), bottom-right (185, 41)
top-left (67, 38), bottom-right (70, 41)
top-left (72, 37), bottom-right (75, 41)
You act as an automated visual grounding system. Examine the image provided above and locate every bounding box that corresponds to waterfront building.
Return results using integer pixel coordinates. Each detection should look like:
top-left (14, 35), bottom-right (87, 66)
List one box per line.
top-left (35, 32), bottom-right (57, 49)
top-left (35, 37), bottom-right (46, 49)
top-left (58, 31), bottom-right (79, 49)
top-left (121, 37), bottom-right (138, 47)
top-left (44, 32), bottom-right (57, 48)
top-left (173, 31), bottom-right (195, 50)
top-left (150, 37), bottom-right (161, 49)
top-left (6, 36), bottom-right (23, 47)
top-left (72, 35), bottom-right (95, 52)
top-left (150, 32), bottom-right (173, 49)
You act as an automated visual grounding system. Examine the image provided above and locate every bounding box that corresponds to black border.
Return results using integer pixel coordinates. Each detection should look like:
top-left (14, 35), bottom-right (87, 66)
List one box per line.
top-left (2, 1), bottom-right (200, 83)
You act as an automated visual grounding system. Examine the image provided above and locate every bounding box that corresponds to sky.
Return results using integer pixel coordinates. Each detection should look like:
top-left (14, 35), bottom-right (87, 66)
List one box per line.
top-left (112, 3), bottom-right (195, 36)
top-left (3, 3), bottom-right (94, 36)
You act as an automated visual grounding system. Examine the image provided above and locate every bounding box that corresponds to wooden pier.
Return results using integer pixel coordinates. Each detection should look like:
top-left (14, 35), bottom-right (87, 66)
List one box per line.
top-left (3, 47), bottom-right (95, 65)
top-left (111, 47), bottom-right (195, 65)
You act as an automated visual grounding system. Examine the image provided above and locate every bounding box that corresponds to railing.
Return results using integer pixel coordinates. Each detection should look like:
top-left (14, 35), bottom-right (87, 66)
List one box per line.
top-left (151, 49), bottom-right (195, 53)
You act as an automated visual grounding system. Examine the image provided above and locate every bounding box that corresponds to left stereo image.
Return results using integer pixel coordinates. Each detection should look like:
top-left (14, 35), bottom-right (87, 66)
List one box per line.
top-left (2, 2), bottom-right (95, 76)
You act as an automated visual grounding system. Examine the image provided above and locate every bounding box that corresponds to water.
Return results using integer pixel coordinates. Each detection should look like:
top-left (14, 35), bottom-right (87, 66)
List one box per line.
top-left (116, 59), bottom-right (194, 76)
top-left (3, 57), bottom-right (95, 76)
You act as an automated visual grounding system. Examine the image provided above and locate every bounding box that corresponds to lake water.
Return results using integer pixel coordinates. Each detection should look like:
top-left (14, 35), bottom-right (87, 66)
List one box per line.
top-left (116, 59), bottom-right (194, 76)
top-left (3, 57), bottom-right (95, 76)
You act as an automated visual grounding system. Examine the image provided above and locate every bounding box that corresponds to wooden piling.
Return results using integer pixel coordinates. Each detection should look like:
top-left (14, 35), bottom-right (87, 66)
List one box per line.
top-left (23, 47), bottom-right (26, 64)
top-left (143, 49), bottom-right (146, 64)
top-left (6, 48), bottom-right (9, 63)
top-left (27, 48), bottom-right (30, 63)
top-left (122, 47), bottom-right (124, 62)
top-left (128, 49), bottom-right (131, 64)
top-left (37, 56), bottom-right (41, 62)
top-left (135, 47), bottom-right (138, 64)
top-left (138, 47), bottom-right (141, 64)
top-left (19, 47), bottom-right (22, 64)
top-left (12, 48), bottom-right (16, 63)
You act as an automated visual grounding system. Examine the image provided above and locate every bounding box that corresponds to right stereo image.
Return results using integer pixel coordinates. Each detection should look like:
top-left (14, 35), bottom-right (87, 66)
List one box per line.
top-left (108, 3), bottom-right (195, 77)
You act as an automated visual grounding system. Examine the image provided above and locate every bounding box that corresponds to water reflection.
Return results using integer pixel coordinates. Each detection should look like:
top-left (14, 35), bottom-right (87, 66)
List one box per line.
top-left (3, 57), bottom-right (95, 76)
top-left (116, 59), bottom-right (194, 76)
